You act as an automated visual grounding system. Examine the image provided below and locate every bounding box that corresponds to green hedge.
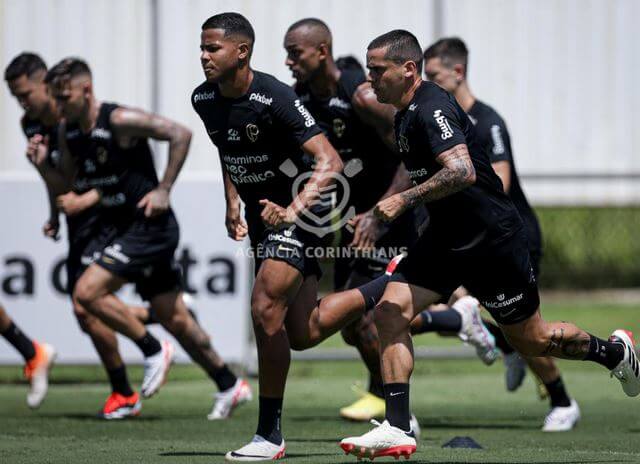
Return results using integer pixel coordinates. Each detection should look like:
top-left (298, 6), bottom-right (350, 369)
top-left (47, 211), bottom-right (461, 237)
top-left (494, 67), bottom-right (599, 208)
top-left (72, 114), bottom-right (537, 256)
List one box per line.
top-left (537, 206), bottom-right (640, 288)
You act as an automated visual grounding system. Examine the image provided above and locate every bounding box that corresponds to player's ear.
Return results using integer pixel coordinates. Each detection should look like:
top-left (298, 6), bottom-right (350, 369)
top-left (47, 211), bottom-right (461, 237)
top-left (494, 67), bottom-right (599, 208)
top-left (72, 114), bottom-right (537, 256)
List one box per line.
top-left (238, 42), bottom-right (251, 61)
top-left (318, 43), bottom-right (330, 61)
top-left (82, 81), bottom-right (93, 99)
top-left (403, 60), bottom-right (418, 78)
top-left (453, 63), bottom-right (465, 81)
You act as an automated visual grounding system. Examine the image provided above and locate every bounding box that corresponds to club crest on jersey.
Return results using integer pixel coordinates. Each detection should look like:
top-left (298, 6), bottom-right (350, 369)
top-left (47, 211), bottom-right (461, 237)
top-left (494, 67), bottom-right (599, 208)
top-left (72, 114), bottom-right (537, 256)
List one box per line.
top-left (398, 134), bottom-right (410, 152)
top-left (228, 128), bottom-right (240, 142)
top-left (97, 147), bottom-right (108, 164)
top-left (433, 109), bottom-right (454, 140)
top-left (246, 124), bottom-right (259, 142)
top-left (333, 118), bottom-right (346, 138)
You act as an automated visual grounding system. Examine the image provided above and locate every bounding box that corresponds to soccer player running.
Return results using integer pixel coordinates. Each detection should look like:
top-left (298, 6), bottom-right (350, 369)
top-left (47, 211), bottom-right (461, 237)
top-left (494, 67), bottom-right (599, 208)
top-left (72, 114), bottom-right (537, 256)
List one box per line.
top-left (339, 30), bottom-right (640, 460)
top-left (283, 20), bottom-right (497, 424)
top-left (42, 57), bottom-right (251, 418)
top-left (407, 37), bottom-right (579, 431)
top-left (193, 13), bottom-right (415, 461)
top-left (0, 304), bottom-right (55, 408)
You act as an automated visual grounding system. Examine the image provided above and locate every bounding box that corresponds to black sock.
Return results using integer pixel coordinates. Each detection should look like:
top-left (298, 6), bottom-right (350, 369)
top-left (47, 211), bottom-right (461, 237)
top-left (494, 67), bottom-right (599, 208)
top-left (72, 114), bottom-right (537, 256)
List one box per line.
top-left (212, 364), bottom-right (237, 392)
top-left (256, 396), bottom-right (283, 445)
top-left (384, 383), bottom-right (410, 432)
top-left (134, 332), bottom-right (162, 357)
top-left (1, 322), bottom-right (36, 361)
top-left (545, 377), bottom-right (571, 408)
top-left (414, 308), bottom-right (462, 334)
top-left (357, 275), bottom-right (390, 311)
top-left (368, 375), bottom-right (384, 399)
top-left (585, 335), bottom-right (624, 370)
top-left (484, 321), bottom-right (515, 354)
top-left (107, 365), bottom-right (134, 396)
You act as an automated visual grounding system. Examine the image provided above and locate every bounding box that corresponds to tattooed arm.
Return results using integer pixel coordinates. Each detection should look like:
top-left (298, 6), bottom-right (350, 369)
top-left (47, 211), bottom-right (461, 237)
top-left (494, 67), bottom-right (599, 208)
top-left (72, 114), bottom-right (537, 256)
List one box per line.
top-left (110, 107), bottom-right (192, 216)
top-left (374, 143), bottom-right (476, 222)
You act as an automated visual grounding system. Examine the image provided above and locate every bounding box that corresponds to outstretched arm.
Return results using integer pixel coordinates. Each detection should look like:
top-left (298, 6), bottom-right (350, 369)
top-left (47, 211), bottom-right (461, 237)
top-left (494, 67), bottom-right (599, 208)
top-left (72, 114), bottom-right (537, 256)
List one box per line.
top-left (110, 107), bottom-right (192, 216)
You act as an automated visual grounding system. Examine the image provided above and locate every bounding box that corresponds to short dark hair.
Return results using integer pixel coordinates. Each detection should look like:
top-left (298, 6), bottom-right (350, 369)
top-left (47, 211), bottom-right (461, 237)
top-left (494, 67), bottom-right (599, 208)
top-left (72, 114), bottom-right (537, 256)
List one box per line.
top-left (423, 37), bottom-right (469, 75)
top-left (368, 30), bottom-right (423, 73)
top-left (45, 58), bottom-right (92, 87)
top-left (201, 12), bottom-right (255, 46)
top-left (4, 52), bottom-right (47, 82)
top-left (286, 17), bottom-right (333, 52)
top-left (336, 55), bottom-right (364, 74)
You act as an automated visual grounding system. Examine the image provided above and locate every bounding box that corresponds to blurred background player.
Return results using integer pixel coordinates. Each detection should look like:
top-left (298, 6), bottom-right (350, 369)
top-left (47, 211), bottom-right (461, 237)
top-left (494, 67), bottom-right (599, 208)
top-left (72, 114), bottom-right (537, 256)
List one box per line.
top-left (42, 57), bottom-right (251, 418)
top-left (412, 37), bottom-right (580, 431)
top-left (0, 304), bottom-right (55, 408)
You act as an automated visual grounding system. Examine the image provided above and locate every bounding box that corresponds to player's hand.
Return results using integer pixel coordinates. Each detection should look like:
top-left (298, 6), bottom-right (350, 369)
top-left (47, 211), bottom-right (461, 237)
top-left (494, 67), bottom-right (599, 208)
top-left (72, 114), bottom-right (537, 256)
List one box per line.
top-left (26, 134), bottom-right (49, 166)
top-left (374, 193), bottom-right (407, 223)
top-left (56, 192), bottom-right (87, 217)
top-left (259, 199), bottom-right (296, 228)
top-left (43, 217), bottom-right (60, 241)
top-left (225, 206), bottom-right (248, 241)
top-left (137, 187), bottom-right (170, 217)
top-left (349, 211), bottom-right (383, 250)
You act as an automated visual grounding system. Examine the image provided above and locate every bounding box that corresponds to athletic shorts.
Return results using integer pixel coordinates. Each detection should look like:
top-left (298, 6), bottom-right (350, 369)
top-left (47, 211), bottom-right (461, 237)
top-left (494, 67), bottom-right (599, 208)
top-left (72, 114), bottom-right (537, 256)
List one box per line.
top-left (94, 210), bottom-right (182, 301)
top-left (251, 225), bottom-right (322, 279)
top-left (390, 226), bottom-right (540, 325)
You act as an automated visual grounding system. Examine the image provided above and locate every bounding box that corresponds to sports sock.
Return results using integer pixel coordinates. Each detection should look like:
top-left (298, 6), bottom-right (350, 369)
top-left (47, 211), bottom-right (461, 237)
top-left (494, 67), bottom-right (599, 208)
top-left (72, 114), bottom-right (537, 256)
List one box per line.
top-left (484, 321), bottom-right (515, 354)
top-left (212, 364), bottom-right (237, 392)
top-left (384, 383), bottom-right (410, 432)
top-left (256, 396), bottom-right (283, 445)
top-left (107, 365), bottom-right (134, 397)
top-left (585, 334), bottom-right (624, 370)
top-left (134, 332), bottom-right (162, 357)
top-left (1, 322), bottom-right (36, 361)
top-left (413, 308), bottom-right (462, 334)
top-left (356, 274), bottom-right (390, 311)
top-left (544, 376), bottom-right (571, 408)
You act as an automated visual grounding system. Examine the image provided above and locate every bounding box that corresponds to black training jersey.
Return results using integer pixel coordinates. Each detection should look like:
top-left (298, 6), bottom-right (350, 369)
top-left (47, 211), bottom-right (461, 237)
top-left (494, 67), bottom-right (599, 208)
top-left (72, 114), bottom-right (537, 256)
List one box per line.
top-left (294, 70), bottom-right (399, 212)
top-left (394, 81), bottom-right (521, 249)
top-left (467, 100), bottom-right (542, 252)
top-left (64, 102), bottom-right (159, 221)
top-left (192, 70), bottom-right (323, 230)
top-left (21, 116), bottom-right (61, 168)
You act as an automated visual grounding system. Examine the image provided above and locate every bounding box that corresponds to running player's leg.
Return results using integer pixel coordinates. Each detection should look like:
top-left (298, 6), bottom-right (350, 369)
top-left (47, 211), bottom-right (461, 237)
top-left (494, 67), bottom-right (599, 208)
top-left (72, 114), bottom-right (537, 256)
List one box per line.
top-left (0, 304), bottom-right (56, 408)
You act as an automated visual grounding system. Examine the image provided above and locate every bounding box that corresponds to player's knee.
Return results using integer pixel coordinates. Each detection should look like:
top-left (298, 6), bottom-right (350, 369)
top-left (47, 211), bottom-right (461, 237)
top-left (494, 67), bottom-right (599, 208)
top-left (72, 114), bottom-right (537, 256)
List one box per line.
top-left (251, 295), bottom-right (285, 338)
top-left (162, 309), bottom-right (189, 335)
top-left (72, 301), bottom-right (92, 333)
top-left (73, 282), bottom-right (99, 312)
top-left (374, 300), bottom-right (409, 336)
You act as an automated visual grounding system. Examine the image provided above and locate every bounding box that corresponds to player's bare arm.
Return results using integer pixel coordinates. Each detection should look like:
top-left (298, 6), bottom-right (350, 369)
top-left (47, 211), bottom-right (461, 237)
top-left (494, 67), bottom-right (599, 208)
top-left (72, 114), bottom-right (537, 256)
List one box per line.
top-left (222, 168), bottom-right (248, 241)
top-left (374, 143), bottom-right (475, 222)
top-left (260, 133), bottom-right (343, 228)
top-left (110, 107), bottom-right (192, 217)
top-left (491, 160), bottom-right (511, 193)
top-left (352, 82), bottom-right (396, 151)
top-left (56, 189), bottom-right (101, 217)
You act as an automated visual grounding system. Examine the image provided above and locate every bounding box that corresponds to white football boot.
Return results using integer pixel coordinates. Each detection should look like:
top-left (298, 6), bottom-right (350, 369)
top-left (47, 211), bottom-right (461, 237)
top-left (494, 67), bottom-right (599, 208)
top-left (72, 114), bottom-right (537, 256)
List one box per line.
top-left (225, 435), bottom-right (286, 461)
top-left (454, 296), bottom-right (500, 365)
top-left (208, 378), bottom-right (253, 420)
top-left (141, 340), bottom-right (175, 398)
top-left (340, 419), bottom-right (416, 460)
top-left (542, 399), bottom-right (580, 432)
top-left (609, 329), bottom-right (640, 397)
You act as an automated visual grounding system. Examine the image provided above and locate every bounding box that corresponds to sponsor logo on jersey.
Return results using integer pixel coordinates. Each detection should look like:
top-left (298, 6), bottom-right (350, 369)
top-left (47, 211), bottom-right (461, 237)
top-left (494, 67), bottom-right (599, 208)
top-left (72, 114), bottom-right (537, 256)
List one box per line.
top-left (249, 92), bottom-right (273, 106)
top-left (329, 97), bottom-right (351, 109)
top-left (483, 292), bottom-right (524, 310)
top-left (193, 90), bottom-right (215, 102)
top-left (229, 170), bottom-right (276, 185)
top-left (101, 193), bottom-right (126, 207)
top-left (409, 103), bottom-right (418, 111)
top-left (246, 124), bottom-right (259, 142)
top-left (91, 127), bottom-right (111, 140)
top-left (468, 114), bottom-right (478, 126)
top-left (333, 118), bottom-right (346, 138)
top-left (227, 128), bottom-right (241, 141)
top-left (490, 124), bottom-right (506, 155)
top-left (66, 129), bottom-right (81, 139)
top-left (433, 109), bottom-right (454, 140)
top-left (294, 99), bottom-right (316, 127)
top-left (408, 168), bottom-right (428, 180)
top-left (268, 232), bottom-right (303, 248)
top-left (222, 153), bottom-right (269, 164)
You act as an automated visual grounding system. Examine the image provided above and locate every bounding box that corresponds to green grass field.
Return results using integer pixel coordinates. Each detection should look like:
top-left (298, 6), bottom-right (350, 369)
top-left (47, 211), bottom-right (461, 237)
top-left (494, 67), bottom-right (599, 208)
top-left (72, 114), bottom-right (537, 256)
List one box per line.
top-left (1, 301), bottom-right (639, 463)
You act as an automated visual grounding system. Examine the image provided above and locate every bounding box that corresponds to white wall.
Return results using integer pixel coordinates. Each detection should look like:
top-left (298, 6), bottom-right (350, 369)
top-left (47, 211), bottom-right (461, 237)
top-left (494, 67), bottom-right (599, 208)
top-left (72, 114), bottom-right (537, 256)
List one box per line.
top-left (1, 0), bottom-right (638, 203)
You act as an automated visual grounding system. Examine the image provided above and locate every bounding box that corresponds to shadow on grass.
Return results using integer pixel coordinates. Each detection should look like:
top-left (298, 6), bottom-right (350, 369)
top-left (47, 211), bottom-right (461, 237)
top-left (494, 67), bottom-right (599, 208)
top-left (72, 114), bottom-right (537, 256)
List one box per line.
top-left (38, 412), bottom-right (163, 421)
top-left (159, 451), bottom-right (333, 458)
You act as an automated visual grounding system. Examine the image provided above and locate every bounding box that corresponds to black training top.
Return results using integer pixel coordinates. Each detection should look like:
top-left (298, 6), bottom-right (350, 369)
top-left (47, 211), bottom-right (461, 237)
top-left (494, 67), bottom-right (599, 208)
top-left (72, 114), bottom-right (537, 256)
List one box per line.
top-left (64, 102), bottom-right (159, 222)
top-left (21, 116), bottom-right (60, 169)
top-left (294, 69), bottom-right (399, 213)
top-left (192, 70), bottom-right (323, 230)
top-left (394, 81), bottom-right (521, 250)
top-left (467, 100), bottom-right (542, 253)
